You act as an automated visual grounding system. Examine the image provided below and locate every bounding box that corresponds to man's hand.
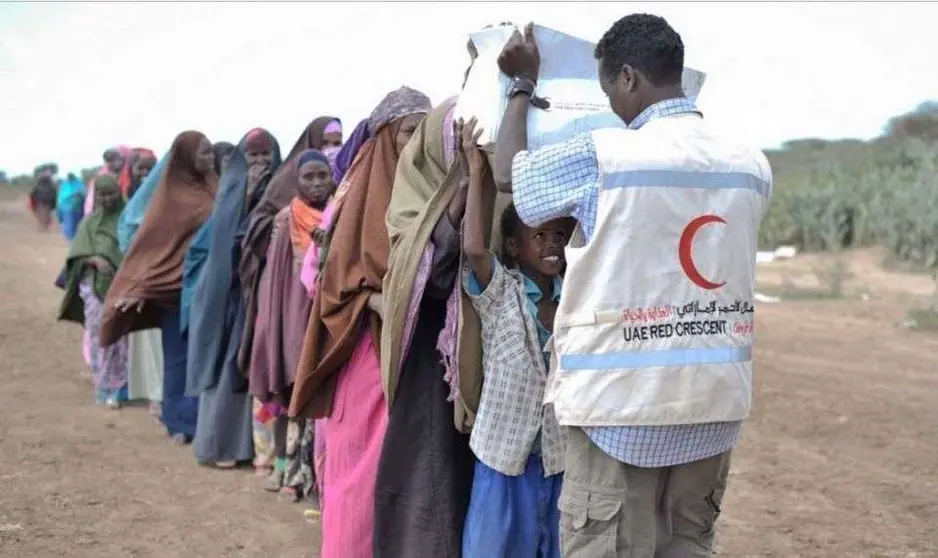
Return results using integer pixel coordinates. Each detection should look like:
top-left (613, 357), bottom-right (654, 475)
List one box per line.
top-left (497, 22), bottom-right (540, 81)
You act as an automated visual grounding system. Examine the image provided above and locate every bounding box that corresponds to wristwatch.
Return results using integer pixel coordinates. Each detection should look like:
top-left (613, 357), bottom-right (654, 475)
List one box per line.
top-left (507, 75), bottom-right (537, 99)
top-left (507, 74), bottom-right (551, 110)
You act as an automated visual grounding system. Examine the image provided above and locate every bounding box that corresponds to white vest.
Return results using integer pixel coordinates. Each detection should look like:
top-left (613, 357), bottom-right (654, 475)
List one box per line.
top-left (546, 114), bottom-right (772, 427)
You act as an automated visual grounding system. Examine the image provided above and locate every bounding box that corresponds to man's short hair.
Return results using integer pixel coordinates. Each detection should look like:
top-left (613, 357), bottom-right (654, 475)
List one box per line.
top-left (594, 14), bottom-right (684, 86)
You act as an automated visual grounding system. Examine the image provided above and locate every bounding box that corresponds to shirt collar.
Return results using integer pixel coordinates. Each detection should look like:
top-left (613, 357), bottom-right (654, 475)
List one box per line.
top-left (523, 273), bottom-right (563, 304)
top-left (628, 97), bottom-right (701, 130)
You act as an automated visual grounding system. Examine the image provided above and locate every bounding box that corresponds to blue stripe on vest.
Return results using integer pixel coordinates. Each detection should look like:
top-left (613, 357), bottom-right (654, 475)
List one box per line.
top-left (561, 346), bottom-right (752, 370)
top-left (603, 170), bottom-right (770, 197)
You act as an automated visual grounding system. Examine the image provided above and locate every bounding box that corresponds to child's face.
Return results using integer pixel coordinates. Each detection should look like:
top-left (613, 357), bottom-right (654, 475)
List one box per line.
top-left (507, 219), bottom-right (571, 278)
top-left (95, 186), bottom-right (121, 213)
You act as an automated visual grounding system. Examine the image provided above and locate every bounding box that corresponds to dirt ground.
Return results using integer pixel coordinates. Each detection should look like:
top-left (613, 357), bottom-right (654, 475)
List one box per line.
top-left (1, 191), bottom-right (936, 557)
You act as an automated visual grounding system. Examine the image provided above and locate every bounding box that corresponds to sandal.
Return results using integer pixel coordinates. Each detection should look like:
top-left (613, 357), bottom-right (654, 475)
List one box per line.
top-left (279, 486), bottom-right (301, 503)
top-left (214, 461), bottom-right (237, 469)
top-left (148, 402), bottom-right (162, 417)
top-left (170, 433), bottom-right (190, 446)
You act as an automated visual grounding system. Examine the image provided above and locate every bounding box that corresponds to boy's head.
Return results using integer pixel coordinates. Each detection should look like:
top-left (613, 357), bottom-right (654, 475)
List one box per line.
top-left (500, 203), bottom-right (573, 278)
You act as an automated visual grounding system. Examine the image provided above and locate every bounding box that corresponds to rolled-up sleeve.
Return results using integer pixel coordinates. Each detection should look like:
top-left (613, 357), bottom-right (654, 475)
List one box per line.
top-left (510, 132), bottom-right (600, 231)
top-left (462, 255), bottom-right (509, 329)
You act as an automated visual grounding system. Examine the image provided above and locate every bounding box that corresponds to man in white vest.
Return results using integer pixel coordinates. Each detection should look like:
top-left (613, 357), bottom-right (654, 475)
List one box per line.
top-left (492, 15), bottom-right (772, 557)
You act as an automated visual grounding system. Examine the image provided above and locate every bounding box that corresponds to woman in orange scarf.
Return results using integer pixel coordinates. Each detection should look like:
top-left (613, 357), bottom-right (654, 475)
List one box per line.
top-left (248, 149), bottom-right (335, 502)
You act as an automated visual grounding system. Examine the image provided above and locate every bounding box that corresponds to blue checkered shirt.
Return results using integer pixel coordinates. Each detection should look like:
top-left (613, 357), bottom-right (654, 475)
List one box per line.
top-left (511, 98), bottom-right (743, 468)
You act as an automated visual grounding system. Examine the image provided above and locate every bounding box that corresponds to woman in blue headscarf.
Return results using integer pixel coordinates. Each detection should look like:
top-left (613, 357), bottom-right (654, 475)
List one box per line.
top-left (120, 153), bottom-right (168, 417)
top-left (183, 128), bottom-right (282, 467)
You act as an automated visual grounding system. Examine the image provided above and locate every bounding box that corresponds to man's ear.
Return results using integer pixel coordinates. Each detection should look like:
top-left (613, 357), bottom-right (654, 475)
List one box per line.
top-left (621, 64), bottom-right (639, 93)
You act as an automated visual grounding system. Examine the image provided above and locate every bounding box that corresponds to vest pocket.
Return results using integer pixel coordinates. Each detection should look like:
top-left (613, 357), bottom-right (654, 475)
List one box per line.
top-left (559, 485), bottom-right (621, 556)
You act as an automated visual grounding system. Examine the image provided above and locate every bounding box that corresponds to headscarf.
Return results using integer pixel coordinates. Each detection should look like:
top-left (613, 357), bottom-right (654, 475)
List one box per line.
top-left (99, 131), bottom-right (218, 346)
top-left (58, 176), bottom-right (126, 324)
top-left (381, 97), bottom-right (509, 433)
top-left (289, 87), bottom-right (432, 419)
top-left (321, 120), bottom-right (343, 168)
top-left (184, 128), bottom-right (281, 396)
top-left (213, 141), bottom-right (236, 175)
top-left (84, 145), bottom-right (132, 216)
top-left (332, 119), bottom-right (372, 186)
top-left (236, 116), bottom-right (339, 375)
top-left (127, 148), bottom-right (157, 199)
top-left (117, 154), bottom-right (167, 253)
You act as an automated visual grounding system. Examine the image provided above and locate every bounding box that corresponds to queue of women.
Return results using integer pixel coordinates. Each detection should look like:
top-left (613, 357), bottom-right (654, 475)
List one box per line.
top-left (52, 75), bottom-right (547, 555)
top-left (44, 14), bottom-right (733, 556)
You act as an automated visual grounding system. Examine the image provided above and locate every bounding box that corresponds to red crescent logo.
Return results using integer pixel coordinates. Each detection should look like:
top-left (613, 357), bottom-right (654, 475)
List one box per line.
top-left (678, 214), bottom-right (726, 290)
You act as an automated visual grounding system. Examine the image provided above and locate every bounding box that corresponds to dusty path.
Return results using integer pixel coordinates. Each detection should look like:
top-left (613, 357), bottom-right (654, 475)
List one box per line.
top-left (0, 192), bottom-right (936, 557)
top-left (0, 196), bottom-right (320, 557)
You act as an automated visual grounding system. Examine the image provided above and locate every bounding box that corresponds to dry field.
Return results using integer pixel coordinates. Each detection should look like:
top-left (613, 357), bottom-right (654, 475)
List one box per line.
top-left (0, 191), bottom-right (935, 557)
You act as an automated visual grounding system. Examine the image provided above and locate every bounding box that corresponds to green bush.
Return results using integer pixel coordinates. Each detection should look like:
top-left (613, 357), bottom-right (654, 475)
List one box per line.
top-left (759, 104), bottom-right (938, 272)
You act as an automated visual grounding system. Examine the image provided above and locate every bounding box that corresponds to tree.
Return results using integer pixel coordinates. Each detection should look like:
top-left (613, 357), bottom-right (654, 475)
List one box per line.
top-left (0, 170), bottom-right (8, 185)
top-left (883, 101), bottom-right (938, 142)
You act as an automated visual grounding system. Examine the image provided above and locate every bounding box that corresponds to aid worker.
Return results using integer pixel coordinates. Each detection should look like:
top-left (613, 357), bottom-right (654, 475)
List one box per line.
top-left (493, 15), bottom-right (772, 557)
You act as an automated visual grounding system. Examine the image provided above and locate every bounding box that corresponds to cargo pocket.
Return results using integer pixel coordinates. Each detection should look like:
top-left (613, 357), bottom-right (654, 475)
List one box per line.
top-left (559, 485), bottom-right (621, 557)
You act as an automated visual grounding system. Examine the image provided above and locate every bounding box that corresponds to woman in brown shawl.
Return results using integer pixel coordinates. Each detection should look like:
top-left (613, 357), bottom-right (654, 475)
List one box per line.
top-left (288, 87), bottom-right (430, 558)
top-left (237, 116), bottom-right (342, 376)
top-left (100, 130), bottom-right (218, 444)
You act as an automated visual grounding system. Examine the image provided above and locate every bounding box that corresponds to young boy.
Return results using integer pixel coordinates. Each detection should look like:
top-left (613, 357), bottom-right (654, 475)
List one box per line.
top-left (458, 117), bottom-right (571, 558)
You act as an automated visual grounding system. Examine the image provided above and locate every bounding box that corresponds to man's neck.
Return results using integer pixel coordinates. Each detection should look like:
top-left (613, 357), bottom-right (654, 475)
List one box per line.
top-left (638, 86), bottom-right (687, 112)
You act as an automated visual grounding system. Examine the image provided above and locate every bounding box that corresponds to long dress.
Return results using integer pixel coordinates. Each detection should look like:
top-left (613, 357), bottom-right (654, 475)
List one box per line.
top-left (79, 276), bottom-right (129, 403)
top-left (192, 287), bottom-right (254, 464)
top-left (250, 208), bottom-right (319, 493)
top-left (373, 219), bottom-right (475, 558)
top-left (320, 331), bottom-right (387, 558)
top-left (127, 329), bottom-right (163, 403)
top-left (160, 308), bottom-right (198, 440)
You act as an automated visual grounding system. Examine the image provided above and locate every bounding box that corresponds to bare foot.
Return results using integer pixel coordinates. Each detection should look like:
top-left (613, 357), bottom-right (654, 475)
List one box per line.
top-left (148, 402), bottom-right (161, 417)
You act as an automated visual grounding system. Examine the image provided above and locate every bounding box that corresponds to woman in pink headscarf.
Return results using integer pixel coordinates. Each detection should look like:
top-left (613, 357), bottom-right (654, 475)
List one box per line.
top-left (84, 147), bottom-right (132, 216)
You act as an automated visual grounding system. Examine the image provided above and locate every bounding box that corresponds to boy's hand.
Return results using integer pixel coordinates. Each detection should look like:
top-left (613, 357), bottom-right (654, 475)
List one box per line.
top-left (456, 117), bottom-right (486, 178)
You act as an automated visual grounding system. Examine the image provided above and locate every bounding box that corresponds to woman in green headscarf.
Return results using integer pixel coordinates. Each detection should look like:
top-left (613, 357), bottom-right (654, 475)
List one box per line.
top-left (58, 176), bottom-right (129, 409)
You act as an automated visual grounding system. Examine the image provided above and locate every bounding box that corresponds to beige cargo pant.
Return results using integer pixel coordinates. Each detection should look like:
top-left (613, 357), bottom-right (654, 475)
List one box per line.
top-left (559, 427), bottom-right (731, 557)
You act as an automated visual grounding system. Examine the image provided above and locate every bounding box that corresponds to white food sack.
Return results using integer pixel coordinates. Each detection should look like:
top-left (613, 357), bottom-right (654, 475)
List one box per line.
top-left (455, 24), bottom-right (706, 150)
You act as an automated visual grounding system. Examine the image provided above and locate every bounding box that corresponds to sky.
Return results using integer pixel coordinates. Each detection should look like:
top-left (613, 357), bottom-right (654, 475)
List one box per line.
top-left (1, 1), bottom-right (936, 175)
